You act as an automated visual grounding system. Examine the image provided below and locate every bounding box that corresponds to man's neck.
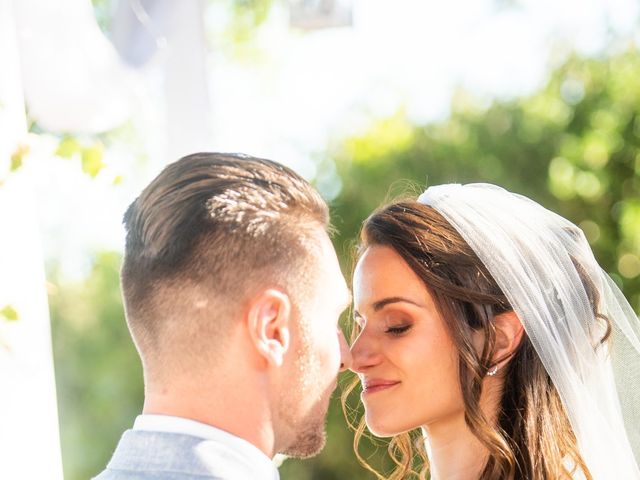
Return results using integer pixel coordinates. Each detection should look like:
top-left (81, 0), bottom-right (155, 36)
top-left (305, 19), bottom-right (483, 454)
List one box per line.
top-left (143, 379), bottom-right (276, 458)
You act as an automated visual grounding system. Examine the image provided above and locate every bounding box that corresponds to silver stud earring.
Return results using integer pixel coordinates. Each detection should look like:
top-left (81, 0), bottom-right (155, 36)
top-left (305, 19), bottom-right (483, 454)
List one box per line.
top-left (486, 365), bottom-right (498, 377)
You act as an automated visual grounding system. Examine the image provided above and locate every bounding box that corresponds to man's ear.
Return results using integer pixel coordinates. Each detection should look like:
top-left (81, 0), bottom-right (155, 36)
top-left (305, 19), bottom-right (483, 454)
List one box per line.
top-left (246, 288), bottom-right (291, 367)
top-left (491, 311), bottom-right (525, 371)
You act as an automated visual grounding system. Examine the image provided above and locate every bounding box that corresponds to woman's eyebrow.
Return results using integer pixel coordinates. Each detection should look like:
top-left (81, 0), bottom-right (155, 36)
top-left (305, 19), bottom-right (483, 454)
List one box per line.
top-left (372, 296), bottom-right (424, 311)
top-left (353, 296), bottom-right (425, 319)
top-left (353, 297), bottom-right (425, 316)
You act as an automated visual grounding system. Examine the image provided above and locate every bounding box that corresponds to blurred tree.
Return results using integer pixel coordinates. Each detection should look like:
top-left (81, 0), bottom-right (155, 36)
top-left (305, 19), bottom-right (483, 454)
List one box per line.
top-left (332, 48), bottom-right (640, 308)
top-left (49, 252), bottom-right (143, 480)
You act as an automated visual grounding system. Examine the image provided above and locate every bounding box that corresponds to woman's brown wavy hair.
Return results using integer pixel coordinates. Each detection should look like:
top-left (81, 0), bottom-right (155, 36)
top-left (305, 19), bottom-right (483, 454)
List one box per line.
top-left (341, 200), bottom-right (610, 480)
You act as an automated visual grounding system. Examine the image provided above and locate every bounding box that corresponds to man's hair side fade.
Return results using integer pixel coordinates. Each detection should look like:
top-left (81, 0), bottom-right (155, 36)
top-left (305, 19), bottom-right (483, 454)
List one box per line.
top-left (121, 152), bottom-right (329, 361)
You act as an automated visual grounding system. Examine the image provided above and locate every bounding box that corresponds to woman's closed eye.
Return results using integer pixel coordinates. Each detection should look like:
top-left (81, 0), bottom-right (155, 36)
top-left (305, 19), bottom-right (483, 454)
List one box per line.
top-left (385, 324), bottom-right (412, 335)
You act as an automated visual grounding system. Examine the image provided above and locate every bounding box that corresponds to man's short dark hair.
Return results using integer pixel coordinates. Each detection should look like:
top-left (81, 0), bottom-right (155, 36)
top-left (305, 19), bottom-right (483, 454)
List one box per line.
top-left (121, 152), bottom-right (329, 360)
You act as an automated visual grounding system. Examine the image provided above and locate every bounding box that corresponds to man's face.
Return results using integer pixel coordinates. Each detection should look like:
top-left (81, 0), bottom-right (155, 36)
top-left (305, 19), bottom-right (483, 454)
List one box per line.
top-left (276, 230), bottom-right (351, 458)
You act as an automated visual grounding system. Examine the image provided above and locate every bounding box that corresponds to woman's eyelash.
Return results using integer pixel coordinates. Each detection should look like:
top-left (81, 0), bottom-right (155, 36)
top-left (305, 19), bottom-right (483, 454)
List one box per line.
top-left (385, 325), bottom-right (412, 335)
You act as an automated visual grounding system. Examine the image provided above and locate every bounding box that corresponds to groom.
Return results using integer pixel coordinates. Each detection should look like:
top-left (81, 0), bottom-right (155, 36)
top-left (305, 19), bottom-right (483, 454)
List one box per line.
top-left (94, 153), bottom-right (352, 479)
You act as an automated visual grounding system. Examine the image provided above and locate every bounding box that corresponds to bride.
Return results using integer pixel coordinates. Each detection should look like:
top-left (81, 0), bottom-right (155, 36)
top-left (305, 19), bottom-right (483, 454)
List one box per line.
top-left (344, 183), bottom-right (640, 480)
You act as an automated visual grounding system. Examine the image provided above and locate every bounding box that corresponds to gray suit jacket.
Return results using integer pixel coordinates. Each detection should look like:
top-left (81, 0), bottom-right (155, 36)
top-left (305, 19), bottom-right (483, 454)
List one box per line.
top-left (93, 430), bottom-right (280, 480)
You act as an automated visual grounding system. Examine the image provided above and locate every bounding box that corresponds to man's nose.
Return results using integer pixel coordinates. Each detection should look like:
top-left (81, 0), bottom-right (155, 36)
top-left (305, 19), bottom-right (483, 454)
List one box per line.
top-left (338, 329), bottom-right (352, 372)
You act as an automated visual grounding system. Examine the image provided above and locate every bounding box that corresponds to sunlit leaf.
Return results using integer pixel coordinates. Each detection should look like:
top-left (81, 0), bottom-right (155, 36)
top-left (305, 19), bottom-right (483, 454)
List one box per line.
top-left (0, 305), bottom-right (19, 321)
top-left (56, 136), bottom-right (82, 159)
top-left (81, 142), bottom-right (105, 178)
top-left (10, 143), bottom-right (29, 171)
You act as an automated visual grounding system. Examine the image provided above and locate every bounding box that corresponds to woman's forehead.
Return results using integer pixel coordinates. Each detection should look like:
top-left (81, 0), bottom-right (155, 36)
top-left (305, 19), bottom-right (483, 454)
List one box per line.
top-left (354, 246), bottom-right (430, 303)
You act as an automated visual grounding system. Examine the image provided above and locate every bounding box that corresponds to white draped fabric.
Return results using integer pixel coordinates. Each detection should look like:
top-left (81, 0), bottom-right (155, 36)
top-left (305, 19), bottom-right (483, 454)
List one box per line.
top-left (11, 0), bottom-right (137, 133)
top-left (13, 0), bottom-right (212, 160)
top-left (419, 183), bottom-right (640, 480)
top-left (0, 0), bottom-right (215, 477)
top-left (0, 1), bottom-right (63, 478)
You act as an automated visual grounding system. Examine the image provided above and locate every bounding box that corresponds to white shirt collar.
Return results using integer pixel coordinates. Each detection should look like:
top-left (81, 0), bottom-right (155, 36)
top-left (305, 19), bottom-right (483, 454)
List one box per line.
top-left (133, 414), bottom-right (279, 480)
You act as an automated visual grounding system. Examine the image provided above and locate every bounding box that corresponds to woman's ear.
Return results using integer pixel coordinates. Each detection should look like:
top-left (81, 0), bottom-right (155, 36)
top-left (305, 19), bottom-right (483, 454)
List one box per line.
top-left (491, 311), bottom-right (525, 372)
top-left (246, 288), bottom-right (291, 367)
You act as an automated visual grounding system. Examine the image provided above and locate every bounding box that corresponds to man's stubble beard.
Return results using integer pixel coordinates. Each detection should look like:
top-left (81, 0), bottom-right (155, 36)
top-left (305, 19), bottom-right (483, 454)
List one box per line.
top-left (277, 318), bottom-right (333, 459)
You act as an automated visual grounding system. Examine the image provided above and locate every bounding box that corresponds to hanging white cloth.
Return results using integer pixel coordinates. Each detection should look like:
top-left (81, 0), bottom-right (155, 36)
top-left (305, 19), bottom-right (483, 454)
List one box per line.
top-left (11, 0), bottom-right (138, 133)
top-left (419, 183), bottom-right (640, 480)
top-left (0, 1), bottom-right (63, 478)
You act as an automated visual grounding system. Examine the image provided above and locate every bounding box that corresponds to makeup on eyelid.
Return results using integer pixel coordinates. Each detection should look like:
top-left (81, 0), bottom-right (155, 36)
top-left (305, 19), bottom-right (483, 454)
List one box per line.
top-left (354, 309), bottom-right (415, 336)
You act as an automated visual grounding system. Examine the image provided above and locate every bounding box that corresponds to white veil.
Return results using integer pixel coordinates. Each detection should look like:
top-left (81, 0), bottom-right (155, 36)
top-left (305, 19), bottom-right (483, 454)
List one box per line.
top-left (417, 183), bottom-right (640, 480)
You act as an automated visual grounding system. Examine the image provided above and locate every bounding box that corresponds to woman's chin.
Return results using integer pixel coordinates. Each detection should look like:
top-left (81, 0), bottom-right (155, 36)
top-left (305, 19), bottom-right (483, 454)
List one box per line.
top-left (365, 416), bottom-right (413, 438)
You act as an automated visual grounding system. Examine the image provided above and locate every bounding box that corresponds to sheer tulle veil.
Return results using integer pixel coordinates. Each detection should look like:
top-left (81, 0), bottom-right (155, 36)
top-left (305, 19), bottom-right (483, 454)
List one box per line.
top-left (418, 183), bottom-right (640, 479)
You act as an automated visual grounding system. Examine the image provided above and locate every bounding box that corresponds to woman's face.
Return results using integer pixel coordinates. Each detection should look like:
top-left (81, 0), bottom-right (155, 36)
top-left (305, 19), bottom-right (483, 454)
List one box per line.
top-left (350, 245), bottom-right (464, 437)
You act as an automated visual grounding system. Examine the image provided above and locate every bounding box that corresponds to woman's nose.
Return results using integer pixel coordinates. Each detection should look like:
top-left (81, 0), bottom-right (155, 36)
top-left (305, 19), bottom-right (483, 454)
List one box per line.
top-left (338, 329), bottom-right (352, 372)
top-left (348, 329), bottom-right (381, 373)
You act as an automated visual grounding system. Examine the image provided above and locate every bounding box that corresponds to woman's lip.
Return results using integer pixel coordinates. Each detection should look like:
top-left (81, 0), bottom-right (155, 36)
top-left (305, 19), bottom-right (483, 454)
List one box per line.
top-left (362, 381), bottom-right (401, 394)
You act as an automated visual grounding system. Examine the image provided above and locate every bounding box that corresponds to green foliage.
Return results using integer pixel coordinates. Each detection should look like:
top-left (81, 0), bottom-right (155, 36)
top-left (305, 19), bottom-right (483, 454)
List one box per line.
top-left (49, 252), bottom-right (143, 480)
top-left (89, 0), bottom-right (276, 59)
top-left (55, 136), bottom-right (106, 178)
top-left (0, 305), bottom-right (19, 321)
top-left (10, 144), bottom-right (28, 172)
top-left (55, 137), bottom-right (82, 159)
top-left (330, 48), bottom-right (640, 311)
top-left (205, 0), bottom-right (278, 62)
top-left (91, 0), bottom-right (115, 34)
top-left (81, 142), bottom-right (105, 178)
top-left (226, 0), bottom-right (275, 43)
